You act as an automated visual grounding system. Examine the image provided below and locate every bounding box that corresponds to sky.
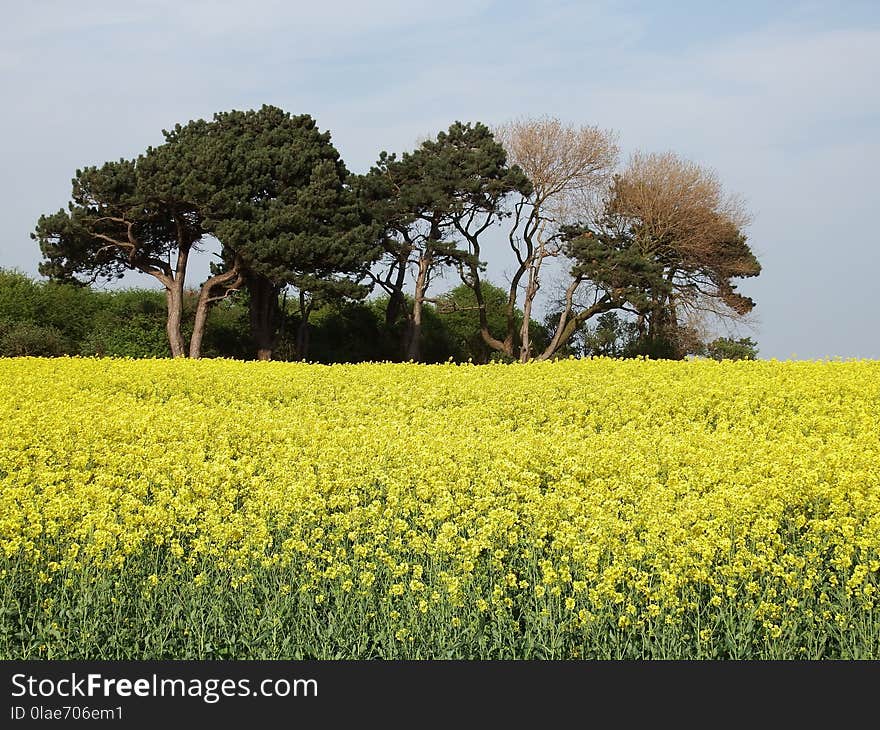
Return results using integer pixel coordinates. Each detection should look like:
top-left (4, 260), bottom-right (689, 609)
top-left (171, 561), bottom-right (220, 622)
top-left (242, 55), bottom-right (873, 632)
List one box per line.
top-left (1, 0), bottom-right (878, 359)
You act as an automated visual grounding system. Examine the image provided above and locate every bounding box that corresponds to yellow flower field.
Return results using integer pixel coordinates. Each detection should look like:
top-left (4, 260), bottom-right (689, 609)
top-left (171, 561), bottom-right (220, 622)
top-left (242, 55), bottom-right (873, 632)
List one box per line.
top-left (1, 357), bottom-right (878, 658)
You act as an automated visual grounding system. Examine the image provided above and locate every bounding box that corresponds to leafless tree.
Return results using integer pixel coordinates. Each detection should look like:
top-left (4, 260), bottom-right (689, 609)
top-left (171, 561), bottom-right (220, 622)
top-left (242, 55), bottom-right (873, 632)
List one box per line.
top-left (466, 116), bottom-right (618, 361)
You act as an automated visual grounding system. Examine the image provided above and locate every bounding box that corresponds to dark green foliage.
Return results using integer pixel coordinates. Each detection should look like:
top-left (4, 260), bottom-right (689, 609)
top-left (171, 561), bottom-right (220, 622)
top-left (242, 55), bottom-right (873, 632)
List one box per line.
top-left (559, 218), bottom-right (761, 360)
top-left (436, 282), bottom-right (549, 363)
top-left (557, 162), bottom-right (762, 361)
top-left (361, 121), bottom-right (531, 360)
top-left (0, 269), bottom-right (251, 360)
top-left (0, 269), bottom-right (98, 348)
top-left (556, 310), bottom-right (715, 360)
top-left (156, 106), bottom-right (372, 277)
top-left (80, 289), bottom-right (250, 360)
top-left (28, 111), bottom-right (762, 365)
top-left (31, 141), bottom-right (208, 357)
top-left (38, 282), bottom-right (100, 345)
top-left (275, 289), bottom-right (544, 365)
top-left (294, 299), bottom-right (383, 363)
top-left (562, 224), bottom-right (666, 311)
top-left (363, 122), bottom-right (531, 267)
top-left (289, 299), bottom-right (386, 363)
top-left (80, 289), bottom-right (251, 360)
top-left (0, 269), bottom-right (42, 321)
top-left (395, 301), bottom-right (450, 364)
top-left (0, 269), bottom-right (559, 364)
top-left (155, 106), bottom-right (382, 357)
top-left (624, 328), bottom-right (704, 360)
top-left (436, 283), bottom-right (507, 363)
top-left (707, 336), bottom-right (758, 361)
top-left (199, 299), bottom-right (251, 360)
top-left (0, 321), bottom-right (68, 357)
top-left (0, 269), bottom-right (89, 355)
top-left (79, 289), bottom-right (170, 358)
top-left (578, 312), bottom-right (640, 358)
top-left (32, 106), bottom-right (380, 359)
top-left (33, 157), bottom-right (201, 285)
top-left (0, 266), bottom-right (759, 364)
top-left (292, 296), bottom-right (449, 364)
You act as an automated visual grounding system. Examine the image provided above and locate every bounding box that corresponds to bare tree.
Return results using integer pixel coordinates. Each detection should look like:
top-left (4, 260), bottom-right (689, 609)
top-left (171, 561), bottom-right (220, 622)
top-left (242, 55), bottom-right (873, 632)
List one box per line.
top-left (463, 116), bottom-right (618, 361)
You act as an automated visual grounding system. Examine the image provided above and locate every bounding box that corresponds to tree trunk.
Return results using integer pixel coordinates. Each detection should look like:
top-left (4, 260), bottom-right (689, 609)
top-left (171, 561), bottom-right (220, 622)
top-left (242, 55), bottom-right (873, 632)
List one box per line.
top-left (636, 312), bottom-right (646, 339)
top-left (189, 258), bottom-right (245, 359)
top-left (295, 290), bottom-right (313, 360)
top-left (162, 225), bottom-right (192, 358)
top-left (406, 255), bottom-right (430, 361)
top-left (248, 273), bottom-right (281, 361)
top-left (538, 284), bottom-right (617, 361)
top-left (385, 256), bottom-right (409, 327)
top-left (296, 319), bottom-right (310, 360)
top-left (649, 292), bottom-right (668, 343)
top-left (189, 289), bottom-right (212, 360)
top-left (519, 261), bottom-right (540, 363)
top-left (469, 263), bottom-right (513, 358)
top-left (165, 285), bottom-right (187, 358)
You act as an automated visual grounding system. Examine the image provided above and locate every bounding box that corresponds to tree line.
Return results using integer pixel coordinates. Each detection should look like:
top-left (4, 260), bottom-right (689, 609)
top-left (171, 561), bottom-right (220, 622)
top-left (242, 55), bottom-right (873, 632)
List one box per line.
top-left (0, 269), bottom-right (757, 361)
top-left (27, 106), bottom-right (761, 362)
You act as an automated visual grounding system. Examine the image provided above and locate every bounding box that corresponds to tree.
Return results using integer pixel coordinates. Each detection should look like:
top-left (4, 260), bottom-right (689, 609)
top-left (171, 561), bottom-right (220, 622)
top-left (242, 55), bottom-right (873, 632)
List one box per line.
top-left (34, 106), bottom-right (379, 360)
top-left (526, 219), bottom-right (658, 359)
top-left (485, 117), bottom-right (618, 361)
top-left (362, 121), bottom-right (531, 361)
top-left (707, 336), bottom-right (758, 361)
top-left (435, 281), bottom-right (548, 363)
top-left (550, 152), bottom-right (761, 360)
top-left (33, 155), bottom-right (208, 357)
top-left (156, 106), bottom-right (381, 360)
top-left (604, 151), bottom-right (761, 355)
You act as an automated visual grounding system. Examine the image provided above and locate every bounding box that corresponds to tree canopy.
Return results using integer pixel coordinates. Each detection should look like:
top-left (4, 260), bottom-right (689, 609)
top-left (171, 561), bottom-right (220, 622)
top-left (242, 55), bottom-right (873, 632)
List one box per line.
top-left (30, 109), bottom-right (762, 363)
top-left (554, 152), bottom-right (761, 359)
top-left (32, 106), bottom-right (381, 359)
top-left (152, 106), bottom-right (381, 359)
top-left (361, 121), bottom-right (531, 361)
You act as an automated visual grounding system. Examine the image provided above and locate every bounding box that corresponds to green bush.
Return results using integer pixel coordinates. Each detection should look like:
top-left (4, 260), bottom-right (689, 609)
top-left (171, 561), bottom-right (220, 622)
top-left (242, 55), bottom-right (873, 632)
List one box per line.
top-left (707, 336), bottom-right (758, 361)
top-left (0, 269), bottom-right (98, 347)
top-left (0, 321), bottom-right (69, 356)
top-left (201, 298), bottom-right (251, 360)
top-left (81, 289), bottom-right (170, 358)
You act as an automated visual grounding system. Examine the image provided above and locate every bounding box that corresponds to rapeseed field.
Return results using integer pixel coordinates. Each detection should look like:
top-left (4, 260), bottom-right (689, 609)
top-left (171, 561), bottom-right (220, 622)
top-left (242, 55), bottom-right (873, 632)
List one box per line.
top-left (1, 357), bottom-right (878, 658)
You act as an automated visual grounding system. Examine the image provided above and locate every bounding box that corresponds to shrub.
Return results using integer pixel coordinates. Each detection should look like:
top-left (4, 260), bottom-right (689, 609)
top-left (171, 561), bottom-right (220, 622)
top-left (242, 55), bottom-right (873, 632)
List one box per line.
top-left (0, 321), bottom-right (69, 356)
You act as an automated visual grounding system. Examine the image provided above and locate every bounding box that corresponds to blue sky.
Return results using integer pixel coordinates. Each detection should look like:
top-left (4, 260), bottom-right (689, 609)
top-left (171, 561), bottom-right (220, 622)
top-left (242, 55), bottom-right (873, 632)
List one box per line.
top-left (2, 1), bottom-right (878, 358)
